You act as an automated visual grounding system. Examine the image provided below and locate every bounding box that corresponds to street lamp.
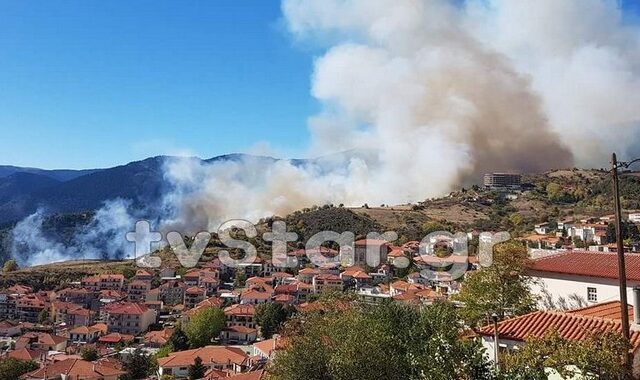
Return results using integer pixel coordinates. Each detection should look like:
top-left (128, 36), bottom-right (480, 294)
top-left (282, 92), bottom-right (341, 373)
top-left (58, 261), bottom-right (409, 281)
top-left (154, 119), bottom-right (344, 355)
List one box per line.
top-left (611, 153), bottom-right (640, 376)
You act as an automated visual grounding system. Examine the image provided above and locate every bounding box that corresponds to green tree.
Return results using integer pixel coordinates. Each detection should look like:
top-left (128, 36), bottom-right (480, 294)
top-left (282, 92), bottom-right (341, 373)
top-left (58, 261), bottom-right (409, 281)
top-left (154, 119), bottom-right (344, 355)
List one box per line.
top-left (122, 348), bottom-right (157, 380)
top-left (234, 269), bottom-right (247, 287)
top-left (268, 301), bottom-right (492, 380)
top-left (454, 241), bottom-right (538, 327)
top-left (255, 302), bottom-right (293, 339)
top-left (38, 309), bottom-right (49, 324)
top-left (606, 221), bottom-right (640, 243)
top-left (188, 356), bottom-right (207, 380)
top-left (545, 182), bottom-right (562, 202)
top-left (168, 327), bottom-right (190, 351)
top-left (80, 346), bottom-right (99, 361)
top-left (155, 345), bottom-right (173, 359)
top-left (2, 260), bottom-right (18, 273)
top-left (501, 330), bottom-right (628, 380)
top-left (185, 307), bottom-right (226, 348)
top-left (0, 358), bottom-right (39, 380)
top-left (121, 266), bottom-right (136, 279)
top-left (572, 236), bottom-right (585, 248)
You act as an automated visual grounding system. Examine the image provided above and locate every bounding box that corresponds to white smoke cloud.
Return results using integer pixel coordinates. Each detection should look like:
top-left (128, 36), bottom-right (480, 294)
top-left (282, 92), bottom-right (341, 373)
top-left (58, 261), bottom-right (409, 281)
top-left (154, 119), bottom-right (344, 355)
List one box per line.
top-left (464, 0), bottom-right (640, 167)
top-left (11, 199), bottom-right (139, 266)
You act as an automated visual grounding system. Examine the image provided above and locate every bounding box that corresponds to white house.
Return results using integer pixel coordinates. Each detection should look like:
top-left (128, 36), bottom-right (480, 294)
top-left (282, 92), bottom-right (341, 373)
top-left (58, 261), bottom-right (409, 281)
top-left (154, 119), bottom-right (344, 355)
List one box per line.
top-left (534, 222), bottom-right (551, 235)
top-left (630, 213), bottom-right (640, 224)
top-left (527, 251), bottom-right (640, 309)
top-left (479, 300), bottom-right (640, 378)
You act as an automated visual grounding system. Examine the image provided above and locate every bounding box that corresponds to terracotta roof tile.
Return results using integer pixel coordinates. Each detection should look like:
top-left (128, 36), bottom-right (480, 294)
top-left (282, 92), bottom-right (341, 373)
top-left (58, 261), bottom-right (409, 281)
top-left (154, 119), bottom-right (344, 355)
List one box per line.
top-left (479, 308), bottom-right (640, 351)
top-left (528, 251), bottom-right (640, 281)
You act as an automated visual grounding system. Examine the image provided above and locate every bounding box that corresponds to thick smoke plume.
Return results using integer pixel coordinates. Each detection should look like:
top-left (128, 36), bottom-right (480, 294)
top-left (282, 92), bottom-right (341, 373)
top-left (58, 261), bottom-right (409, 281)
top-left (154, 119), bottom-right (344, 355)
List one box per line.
top-left (11, 200), bottom-right (139, 266)
top-left (12, 0), bottom-right (640, 264)
top-left (163, 0), bottom-right (640, 232)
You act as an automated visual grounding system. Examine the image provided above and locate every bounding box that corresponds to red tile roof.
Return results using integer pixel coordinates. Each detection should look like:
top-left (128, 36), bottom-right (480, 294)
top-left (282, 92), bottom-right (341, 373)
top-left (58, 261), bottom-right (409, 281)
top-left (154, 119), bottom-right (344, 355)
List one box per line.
top-left (104, 302), bottom-right (149, 315)
top-left (478, 308), bottom-right (640, 351)
top-left (528, 251), bottom-right (640, 281)
top-left (224, 304), bottom-right (256, 317)
top-left (158, 346), bottom-right (249, 367)
top-left (24, 358), bottom-right (125, 379)
top-left (567, 300), bottom-right (634, 321)
top-left (224, 325), bottom-right (257, 334)
top-left (98, 332), bottom-right (134, 343)
top-left (354, 239), bottom-right (391, 246)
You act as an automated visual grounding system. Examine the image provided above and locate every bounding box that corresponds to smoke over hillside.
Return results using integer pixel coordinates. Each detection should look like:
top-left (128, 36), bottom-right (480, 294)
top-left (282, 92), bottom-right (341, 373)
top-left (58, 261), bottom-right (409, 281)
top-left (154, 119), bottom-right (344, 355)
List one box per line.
top-left (163, 0), bottom-right (640, 232)
top-left (10, 0), bottom-right (640, 265)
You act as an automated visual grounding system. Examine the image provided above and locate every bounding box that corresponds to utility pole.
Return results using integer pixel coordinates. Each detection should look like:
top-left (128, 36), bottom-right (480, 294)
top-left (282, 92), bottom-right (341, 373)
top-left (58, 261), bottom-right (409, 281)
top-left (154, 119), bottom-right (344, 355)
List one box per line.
top-left (492, 313), bottom-right (499, 373)
top-left (612, 152), bottom-right (632, 376)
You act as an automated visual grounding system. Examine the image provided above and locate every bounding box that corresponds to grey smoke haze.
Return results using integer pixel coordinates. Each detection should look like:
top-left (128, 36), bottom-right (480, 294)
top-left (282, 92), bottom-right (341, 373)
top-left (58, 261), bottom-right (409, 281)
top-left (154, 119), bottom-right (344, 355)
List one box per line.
top-left (11, 200), bottom-right (141, 266)
top-left (11, 0), bottom-right (640, 264)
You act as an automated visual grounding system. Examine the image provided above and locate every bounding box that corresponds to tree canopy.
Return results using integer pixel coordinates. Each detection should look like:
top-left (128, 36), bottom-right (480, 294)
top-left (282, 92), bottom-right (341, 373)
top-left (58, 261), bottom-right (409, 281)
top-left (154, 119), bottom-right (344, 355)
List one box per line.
top-left (500, 330), bottom-right (628, 380)
top-left (2, 259), bottom-right (18, 273)
top-left (185, 307), bottom-right (226, 348)
top-left (268, 300), bottom-right (492, 380)
top-left (455, 241), bottom-right (538, 327)
top-left (0, 358), bottom-right (39, 380)
top-left (255, 302), bottom-right (294, 339)
top-left (122, 347), bottom-right (157, 380)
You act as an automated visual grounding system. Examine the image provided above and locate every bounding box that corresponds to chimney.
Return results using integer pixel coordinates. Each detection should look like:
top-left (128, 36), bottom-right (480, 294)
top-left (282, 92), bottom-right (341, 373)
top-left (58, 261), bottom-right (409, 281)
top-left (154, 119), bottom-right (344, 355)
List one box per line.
top-left (634, 287), bottom-right (640, 326)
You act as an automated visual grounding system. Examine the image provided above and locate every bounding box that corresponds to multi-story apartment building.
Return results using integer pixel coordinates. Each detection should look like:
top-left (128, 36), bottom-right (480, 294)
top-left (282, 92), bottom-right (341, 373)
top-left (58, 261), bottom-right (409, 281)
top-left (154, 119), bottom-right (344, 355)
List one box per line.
top-left (184, 287), bottom-right (206, 309)
top-left (159, 280), bottom-right (186, 305)
top-left (127, 280), bottom-right (151, 303)
top-left (104, 302), bottom-right (155, 335)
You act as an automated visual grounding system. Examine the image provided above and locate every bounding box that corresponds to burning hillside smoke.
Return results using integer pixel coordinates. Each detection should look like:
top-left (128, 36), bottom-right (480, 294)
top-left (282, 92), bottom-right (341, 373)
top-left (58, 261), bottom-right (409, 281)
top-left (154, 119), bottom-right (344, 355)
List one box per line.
top-left (11, 200), bottom-right (140, 266)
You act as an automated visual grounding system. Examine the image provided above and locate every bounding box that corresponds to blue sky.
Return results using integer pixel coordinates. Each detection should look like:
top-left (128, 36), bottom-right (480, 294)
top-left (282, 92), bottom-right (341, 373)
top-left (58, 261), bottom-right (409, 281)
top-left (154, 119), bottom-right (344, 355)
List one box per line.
top-left (0, 1), bottom-right (316, 169)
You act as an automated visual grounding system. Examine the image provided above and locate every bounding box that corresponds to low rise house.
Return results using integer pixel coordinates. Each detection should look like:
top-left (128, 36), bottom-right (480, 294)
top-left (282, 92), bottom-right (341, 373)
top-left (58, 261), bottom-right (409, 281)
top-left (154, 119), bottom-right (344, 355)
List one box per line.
top-left (240, 287), bottom-right (272, 305)
top-left (143, 327), bottom-right (175, 347)
top-left (157, 346), bottom-right (250, 378)
top-left (0, 292), bottom-right (16, 320)
top-left (534, 222), bottom-right (551, 235)
top-left (0, 320), bottom-right (21, 336)
top-left (220, 325), bottom-right (258, 344)
top-left (297, 268), bottom-right (319, 284)
top-left (23, 358), bottom-right (125, 380)
top-left (312, 274), bottom-right (343, 293)
top-left (528, 251), bottom-right (640, 309)
top-left (98, 332), bottom-right (134, 346)
top-left (478, 301), bottom-right (640, 378)
top-left (252, 337), bottom-right (284, 360)
top-left (16, 332), bottom-right (67, 351)
top-left (224, 304), bottom-right (256, 329)
top-left (68, 323), bottom-right (107, 343)
top-left (352, 239), bottom-right (390, 268)
top-left (57, 288), bottom-right (96, 309)
top-left (340, 266), bottom-right (373, 288)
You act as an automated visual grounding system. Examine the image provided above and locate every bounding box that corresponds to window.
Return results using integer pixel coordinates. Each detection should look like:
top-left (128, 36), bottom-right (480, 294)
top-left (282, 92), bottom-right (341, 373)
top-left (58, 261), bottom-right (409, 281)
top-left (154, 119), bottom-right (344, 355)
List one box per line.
top-left (587, 287), bottom-right (597, 302)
